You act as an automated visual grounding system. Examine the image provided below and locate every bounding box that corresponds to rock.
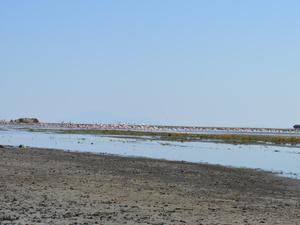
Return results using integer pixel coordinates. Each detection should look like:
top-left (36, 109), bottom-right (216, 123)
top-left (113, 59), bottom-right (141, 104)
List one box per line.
top-left (294, 124), bottom-right (300, 129)
top-left (13, 118), bottom-right (40, 124)
top-left (0, 145), bottom-right (4, 148)
top-left (18, 145), bottom-right (25, 149)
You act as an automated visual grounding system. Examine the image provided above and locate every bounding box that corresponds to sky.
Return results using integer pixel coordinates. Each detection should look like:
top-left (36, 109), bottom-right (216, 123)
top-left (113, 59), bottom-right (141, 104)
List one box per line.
top-left (0, 1), bottom-right (299, 128)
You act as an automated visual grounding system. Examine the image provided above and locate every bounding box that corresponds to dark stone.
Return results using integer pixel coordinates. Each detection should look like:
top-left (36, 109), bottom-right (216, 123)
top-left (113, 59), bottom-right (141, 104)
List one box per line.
top-left (0, 145), bottom-right (4, 148)
top-left (13, 118), bottom-right (40, 124)
top-left (294, 125), bottom-right (300, 129)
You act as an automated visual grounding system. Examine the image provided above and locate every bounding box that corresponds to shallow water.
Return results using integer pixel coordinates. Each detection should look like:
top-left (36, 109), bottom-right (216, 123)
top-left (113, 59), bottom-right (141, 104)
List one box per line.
top-left (0, 127), bottom-right (300, 179)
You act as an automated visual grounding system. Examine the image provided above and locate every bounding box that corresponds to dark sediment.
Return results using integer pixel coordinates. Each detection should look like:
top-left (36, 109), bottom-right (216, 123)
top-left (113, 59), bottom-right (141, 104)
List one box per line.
top-left (0, 146), bottom-right (300, 225)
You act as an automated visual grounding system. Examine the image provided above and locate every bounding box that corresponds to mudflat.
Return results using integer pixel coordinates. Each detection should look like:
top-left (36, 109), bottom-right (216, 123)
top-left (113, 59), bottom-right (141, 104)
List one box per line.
top-left (0, 146), bottom-right (300, 225)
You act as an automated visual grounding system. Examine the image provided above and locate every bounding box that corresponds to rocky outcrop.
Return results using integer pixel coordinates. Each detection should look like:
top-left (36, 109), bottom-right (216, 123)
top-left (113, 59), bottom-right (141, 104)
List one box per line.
top-left (294, 125), bottom-right (300, 129)
top-left (12, 118), bottom-right (40, 124)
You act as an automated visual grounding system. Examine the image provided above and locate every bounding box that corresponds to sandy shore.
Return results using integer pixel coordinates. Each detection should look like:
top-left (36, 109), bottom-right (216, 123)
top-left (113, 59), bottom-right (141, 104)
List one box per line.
top-left (0, 146), bottom-right (300, 225)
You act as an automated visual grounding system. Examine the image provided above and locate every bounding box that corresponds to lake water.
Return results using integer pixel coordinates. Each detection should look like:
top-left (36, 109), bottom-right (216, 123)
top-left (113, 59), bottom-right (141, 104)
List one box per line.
top-left (0, 126), bottom-right (300, 179)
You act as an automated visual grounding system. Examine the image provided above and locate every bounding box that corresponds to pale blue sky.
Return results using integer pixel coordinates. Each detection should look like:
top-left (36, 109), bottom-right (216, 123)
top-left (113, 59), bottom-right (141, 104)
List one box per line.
top-left (1, 1), bottom-right (299, 128)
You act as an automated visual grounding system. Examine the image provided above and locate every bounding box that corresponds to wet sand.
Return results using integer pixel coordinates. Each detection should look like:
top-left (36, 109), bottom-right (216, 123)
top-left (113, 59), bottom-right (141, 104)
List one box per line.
top-left (0, 146), bottom-right (300, 225)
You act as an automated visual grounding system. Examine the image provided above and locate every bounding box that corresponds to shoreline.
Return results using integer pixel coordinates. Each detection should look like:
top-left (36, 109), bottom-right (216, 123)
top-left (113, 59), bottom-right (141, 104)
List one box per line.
top-left (2, 121), bottom-right (300, 146)
top-left (0, 145), bottom-right (300, 224)
top-left (2, 144), bottom-right (298, 179)
top-left (26, 127), bottom-right (300, 146)
top-left (1, 121), bottom-right (299, 133)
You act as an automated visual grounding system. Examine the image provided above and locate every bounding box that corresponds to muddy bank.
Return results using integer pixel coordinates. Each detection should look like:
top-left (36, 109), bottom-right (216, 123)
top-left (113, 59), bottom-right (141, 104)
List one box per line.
top-left (0, 146), bottom-right (300, 225)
